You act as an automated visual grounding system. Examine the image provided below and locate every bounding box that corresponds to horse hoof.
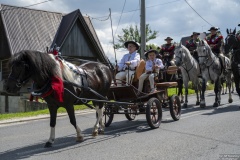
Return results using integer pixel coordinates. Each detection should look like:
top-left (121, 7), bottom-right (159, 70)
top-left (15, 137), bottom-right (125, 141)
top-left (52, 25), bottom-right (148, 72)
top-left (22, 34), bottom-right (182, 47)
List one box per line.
top-left (76, 136), bottom-right (84, 142)
top-left (213, 102), bottom-right (219, 107)
top-left (44, 142), bottom-right (52, 148)
top-left (228, 99), bottom-right (233, 103)
top-left (98, 130), bottom-right (105, 135)
top-left (183, 103), bottom-right (188, 108)
top-left (92, 131), bottom-right (98, 137)
top-left (196, 101), bottom-right (200, 105)
top-left (200, 103), bottom-right (206, 108)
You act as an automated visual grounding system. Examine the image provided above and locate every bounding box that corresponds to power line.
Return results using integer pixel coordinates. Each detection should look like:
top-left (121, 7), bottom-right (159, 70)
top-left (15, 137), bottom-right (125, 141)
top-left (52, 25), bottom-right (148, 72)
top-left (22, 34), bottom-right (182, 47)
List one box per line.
top-left (184, 0), bottom-right (214, 27)
top-left (89, 0), bottom-right (181, 20)
top-left (0, 0), bottom-right (53, 12)
top-left (114, 0), bottom-right (126, 36)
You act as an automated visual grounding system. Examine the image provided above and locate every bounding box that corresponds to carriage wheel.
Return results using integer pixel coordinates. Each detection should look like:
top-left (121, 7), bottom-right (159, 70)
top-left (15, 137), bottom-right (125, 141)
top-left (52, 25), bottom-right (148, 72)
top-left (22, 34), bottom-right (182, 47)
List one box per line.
top-left (103, 107), bottom-right (114, 127)
top-left (124, 108), bottom-right (137, 121)
top-left (146, 97), bottom-right (162, 129)
top-left (169, 95), bottom-right (181, 121)
top-left (96, 107), bottom-right (114, 127)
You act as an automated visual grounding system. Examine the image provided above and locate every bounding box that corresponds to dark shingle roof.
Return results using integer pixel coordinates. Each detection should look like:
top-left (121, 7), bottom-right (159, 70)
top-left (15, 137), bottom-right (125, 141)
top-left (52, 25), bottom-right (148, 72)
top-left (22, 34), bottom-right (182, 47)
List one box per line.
top-left (0, 4), bottom-right (62, 54)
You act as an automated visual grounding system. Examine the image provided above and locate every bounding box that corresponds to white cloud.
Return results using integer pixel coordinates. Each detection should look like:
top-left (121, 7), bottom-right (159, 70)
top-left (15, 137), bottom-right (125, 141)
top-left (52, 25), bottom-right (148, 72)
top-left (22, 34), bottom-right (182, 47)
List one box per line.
top-left (1, 0), bottom-right (239, 63)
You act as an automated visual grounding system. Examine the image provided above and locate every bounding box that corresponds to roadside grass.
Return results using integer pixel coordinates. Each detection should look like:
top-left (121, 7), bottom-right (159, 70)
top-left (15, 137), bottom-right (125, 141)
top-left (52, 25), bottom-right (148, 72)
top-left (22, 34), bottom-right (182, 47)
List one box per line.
top-left (0, 104), bottom-right (88, 121)
top-left (0, 82), bottom-right (215, 121)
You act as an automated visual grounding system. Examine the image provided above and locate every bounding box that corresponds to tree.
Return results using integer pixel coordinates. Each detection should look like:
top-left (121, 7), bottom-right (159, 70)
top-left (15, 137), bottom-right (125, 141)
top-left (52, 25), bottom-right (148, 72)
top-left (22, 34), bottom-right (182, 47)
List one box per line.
top-left (114, 24), bottom-right (159, 51)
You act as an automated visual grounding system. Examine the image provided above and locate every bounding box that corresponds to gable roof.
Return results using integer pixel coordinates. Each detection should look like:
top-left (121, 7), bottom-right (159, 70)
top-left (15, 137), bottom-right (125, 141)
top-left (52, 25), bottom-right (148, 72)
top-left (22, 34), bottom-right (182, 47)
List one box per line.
top-left (0, 4), bottom-right (112, 67)
top-left (51, 9), bottom-right (108, 64)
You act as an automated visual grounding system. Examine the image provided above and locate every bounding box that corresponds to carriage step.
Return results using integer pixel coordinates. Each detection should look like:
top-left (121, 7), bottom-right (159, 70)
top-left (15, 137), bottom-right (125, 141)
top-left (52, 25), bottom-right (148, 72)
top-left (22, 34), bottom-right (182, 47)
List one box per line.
top-left (155, 82), bottom-right (178, 87)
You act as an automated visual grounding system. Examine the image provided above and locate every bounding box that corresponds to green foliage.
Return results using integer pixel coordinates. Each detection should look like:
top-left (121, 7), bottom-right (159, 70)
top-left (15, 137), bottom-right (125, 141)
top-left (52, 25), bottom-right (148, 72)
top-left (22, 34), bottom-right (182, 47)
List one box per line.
top-left (114, 24), bottom-right (159, 51)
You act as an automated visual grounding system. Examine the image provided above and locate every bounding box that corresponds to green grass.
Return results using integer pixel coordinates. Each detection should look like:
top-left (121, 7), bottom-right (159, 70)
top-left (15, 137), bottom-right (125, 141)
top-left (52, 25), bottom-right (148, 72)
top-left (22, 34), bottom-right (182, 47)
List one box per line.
top-left (0, 104), bottom-right (88, 121)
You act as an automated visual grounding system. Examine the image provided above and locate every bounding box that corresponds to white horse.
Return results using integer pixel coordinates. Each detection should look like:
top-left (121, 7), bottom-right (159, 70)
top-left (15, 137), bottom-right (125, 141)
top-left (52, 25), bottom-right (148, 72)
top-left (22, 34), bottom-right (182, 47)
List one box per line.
top-left (174, 44), bottom-right (201, 108)
top-left (196, 40), bottom-right (232, 108)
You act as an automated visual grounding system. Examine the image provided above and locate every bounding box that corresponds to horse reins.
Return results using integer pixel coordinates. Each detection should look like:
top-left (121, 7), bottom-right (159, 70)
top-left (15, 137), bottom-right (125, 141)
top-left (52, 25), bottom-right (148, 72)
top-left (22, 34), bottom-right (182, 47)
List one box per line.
top-left (175, 53), bottom-right (194, 81)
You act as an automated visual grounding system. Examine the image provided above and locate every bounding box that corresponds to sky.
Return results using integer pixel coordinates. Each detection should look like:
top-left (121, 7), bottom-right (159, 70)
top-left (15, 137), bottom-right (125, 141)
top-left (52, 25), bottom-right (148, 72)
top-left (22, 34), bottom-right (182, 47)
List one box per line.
top-left (0, 0), bottom-right (239, 62)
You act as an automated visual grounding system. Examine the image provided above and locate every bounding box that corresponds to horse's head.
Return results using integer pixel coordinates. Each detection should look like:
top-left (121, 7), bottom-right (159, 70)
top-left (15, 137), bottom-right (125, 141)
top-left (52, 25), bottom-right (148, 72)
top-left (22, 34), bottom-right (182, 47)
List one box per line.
top-left (225, 28), bottom-right (237, 54)
top-left (5, 56), bottom-right (32, 94)
top-left (196, 40), bottom-right (211, 65)
top-left (174, 43), bottom-right (186, 66)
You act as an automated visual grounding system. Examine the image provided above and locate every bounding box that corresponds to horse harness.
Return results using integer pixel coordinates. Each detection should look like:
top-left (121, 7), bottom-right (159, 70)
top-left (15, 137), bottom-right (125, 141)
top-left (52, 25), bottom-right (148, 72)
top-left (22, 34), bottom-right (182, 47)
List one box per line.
top-left (175, 54), bottom-right (193, 81)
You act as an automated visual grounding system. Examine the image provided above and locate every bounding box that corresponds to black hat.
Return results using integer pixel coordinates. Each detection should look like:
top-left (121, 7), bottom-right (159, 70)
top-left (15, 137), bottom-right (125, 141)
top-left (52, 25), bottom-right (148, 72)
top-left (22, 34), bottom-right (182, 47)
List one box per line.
top-left (238, 24), bottom-right (240, 26)
top-left (164, 37), bottom-right (173, 41)
top-left (144, 49), bottom-right (157, 58)
top-left (190, 32), bottom-right (200, 37)
top-left (208, 27), bottom-right (219, 31)
top-left (124, 41), bottom-right (140, 50)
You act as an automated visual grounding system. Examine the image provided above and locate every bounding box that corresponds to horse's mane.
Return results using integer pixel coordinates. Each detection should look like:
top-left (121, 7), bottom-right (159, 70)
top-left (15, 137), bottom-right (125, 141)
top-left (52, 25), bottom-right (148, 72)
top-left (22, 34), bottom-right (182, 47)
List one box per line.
top-left (10, 50), bottom-right (62, 81)
top-left (202, 40), bottom-right (213, 55)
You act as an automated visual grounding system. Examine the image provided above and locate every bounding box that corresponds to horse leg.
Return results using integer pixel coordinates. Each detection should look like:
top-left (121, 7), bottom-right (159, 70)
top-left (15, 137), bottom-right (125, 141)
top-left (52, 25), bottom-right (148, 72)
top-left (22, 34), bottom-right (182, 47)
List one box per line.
top-left (92, 102), bottom-right (104, 137)
top-left (177, 78), bottom-right (184, 103)
top-left (45, 106), bottom-right (57, 148)
top-left (183, 80), bottom-right (188, 108)
top-left (234, 75), bottom-right (240, 97)
top-left (194, 80), bottom-right (200, 105)
top-left (213, 78), bottom-right (221, 107)
top-left (65, 105), bottom-right (83, 142)
top-left (227, 75), bottom-right (233, 103)
top-left (200, 78), bottom-right (206, 108)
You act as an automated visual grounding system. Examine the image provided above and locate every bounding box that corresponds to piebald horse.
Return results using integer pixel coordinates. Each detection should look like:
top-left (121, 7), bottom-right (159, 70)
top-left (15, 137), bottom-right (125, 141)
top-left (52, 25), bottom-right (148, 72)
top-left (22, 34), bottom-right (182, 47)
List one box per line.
top-left (5, 50), bottom-right (112, 147)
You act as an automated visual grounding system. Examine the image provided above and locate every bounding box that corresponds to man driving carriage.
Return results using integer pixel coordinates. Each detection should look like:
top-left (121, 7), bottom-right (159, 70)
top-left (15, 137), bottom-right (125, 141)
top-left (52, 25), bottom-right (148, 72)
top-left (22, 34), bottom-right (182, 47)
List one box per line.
top-left (159, 37), bottom-right (175, 67)
top-left (186, 32), bottom-right (200, 62)
top-left (115, 41), bottom-right (140, 86)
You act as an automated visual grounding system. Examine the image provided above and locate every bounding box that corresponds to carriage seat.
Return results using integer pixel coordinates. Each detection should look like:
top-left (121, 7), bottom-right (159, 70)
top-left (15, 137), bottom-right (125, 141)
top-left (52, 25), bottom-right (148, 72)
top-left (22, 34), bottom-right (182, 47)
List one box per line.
top-left (166, 66), bottom-right (178, 74)
top-left (132, 59), bottom-right (146, 82)
top-left (155, 66), bottom-right (178, 88)
top-left (155, 82), bottom-right (178, 88)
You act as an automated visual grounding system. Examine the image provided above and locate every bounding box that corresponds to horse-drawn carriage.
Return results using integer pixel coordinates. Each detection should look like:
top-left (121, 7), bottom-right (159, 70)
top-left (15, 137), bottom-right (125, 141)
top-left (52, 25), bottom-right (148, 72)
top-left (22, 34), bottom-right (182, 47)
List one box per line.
top-left (4, 50), bottom-right (182, 147)
top-left (104, 60), bottom-right (182, 129)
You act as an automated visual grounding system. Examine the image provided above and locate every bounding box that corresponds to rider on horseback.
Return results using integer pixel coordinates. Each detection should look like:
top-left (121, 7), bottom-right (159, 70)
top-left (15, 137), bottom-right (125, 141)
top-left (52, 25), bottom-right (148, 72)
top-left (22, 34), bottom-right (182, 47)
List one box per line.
top-left (159, 37), bottom-right (175, 67)
top-left (205, 27), bottom-right (226, 69)
top-left (186, 32), bottom-right (200, 62)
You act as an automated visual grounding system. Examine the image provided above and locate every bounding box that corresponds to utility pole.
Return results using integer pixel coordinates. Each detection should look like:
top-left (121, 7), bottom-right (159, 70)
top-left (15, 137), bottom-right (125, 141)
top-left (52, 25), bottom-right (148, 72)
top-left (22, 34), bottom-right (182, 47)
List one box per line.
top-left (140, 0), bottom-right (146, 59)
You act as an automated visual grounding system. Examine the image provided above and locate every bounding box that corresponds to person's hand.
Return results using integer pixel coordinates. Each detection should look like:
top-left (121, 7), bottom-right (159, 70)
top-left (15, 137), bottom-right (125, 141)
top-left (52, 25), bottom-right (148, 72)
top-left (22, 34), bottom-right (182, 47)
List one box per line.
top-left (125, 61), bottom-right (131, 65)
top-left (164, 52), bottom-right (169, 56)
top-left (154, 65), bottom-right (159, 69)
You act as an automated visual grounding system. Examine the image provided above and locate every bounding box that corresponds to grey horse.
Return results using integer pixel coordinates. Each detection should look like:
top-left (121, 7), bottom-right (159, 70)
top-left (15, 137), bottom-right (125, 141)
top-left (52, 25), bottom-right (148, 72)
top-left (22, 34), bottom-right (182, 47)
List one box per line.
top-left (174, 44), bottom-right (201, 108)
top-left (196, 40), bottom-right (232, 108)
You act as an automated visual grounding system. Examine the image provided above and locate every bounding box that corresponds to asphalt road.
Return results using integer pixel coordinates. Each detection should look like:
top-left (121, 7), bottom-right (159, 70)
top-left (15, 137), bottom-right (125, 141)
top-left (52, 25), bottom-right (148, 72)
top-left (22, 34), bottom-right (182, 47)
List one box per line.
top-left (0, 92), bottom-right (240, 160)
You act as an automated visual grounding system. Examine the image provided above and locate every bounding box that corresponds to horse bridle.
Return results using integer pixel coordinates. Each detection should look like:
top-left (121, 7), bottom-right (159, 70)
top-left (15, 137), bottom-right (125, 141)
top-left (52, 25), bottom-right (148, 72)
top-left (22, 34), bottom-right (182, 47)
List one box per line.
top-left (198, 44), bottom-right (215, 66)
top-left (8, 63), bottom-right (31, 88)
top-left (175, 48), bottom-right (194, 80)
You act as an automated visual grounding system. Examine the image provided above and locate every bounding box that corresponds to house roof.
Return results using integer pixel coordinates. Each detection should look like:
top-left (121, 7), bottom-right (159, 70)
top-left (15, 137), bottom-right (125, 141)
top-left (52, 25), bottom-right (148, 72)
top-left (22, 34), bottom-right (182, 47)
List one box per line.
top-left (0, 4), bottom-right (111, 67)
top-left (0, 4), bottom-right (62, 54)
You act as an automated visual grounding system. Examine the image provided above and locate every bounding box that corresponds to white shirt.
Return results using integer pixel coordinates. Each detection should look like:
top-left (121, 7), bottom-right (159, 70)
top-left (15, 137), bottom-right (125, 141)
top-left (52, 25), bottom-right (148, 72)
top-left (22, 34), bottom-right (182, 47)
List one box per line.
top-left (118, 52), bottom-right (140, 71)
top-left (145, 58), bottom-right (164, 72)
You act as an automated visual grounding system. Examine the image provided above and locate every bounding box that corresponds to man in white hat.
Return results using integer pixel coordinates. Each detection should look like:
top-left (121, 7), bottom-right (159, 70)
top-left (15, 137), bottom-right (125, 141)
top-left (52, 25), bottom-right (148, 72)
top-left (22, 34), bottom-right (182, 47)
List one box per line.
top-left (115, 41), bottom-right (140, 86)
